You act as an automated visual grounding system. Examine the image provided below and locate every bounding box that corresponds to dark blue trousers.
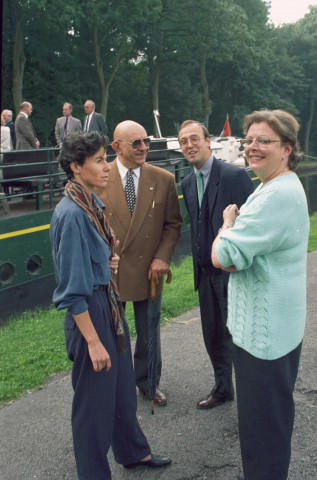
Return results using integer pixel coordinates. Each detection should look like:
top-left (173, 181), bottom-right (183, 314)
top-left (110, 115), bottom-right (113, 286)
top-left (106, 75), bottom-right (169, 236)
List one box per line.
top-left (132, 298), bottom-right (162, 392)
top-left (231, 339), bottom-right (302, 480)
top-left (198, 272), bottom-right (234, 400)
top-left (65, 290), bottom-right (150, 480)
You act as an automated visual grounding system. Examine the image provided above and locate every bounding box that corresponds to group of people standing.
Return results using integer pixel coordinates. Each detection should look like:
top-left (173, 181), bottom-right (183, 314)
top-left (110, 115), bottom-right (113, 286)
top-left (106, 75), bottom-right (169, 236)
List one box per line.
top-left (49, 108), bottom-right (309, 480)
top-left (0, 99), bottom-right (108, 152)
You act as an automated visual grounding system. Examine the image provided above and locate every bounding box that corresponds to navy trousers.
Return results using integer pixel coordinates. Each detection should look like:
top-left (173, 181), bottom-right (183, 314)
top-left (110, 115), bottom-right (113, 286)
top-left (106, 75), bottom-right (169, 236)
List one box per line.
top-left (123, 298), bottom-right (162, 392)
top-left (198, 272), bottom-right (234, 400)
top-left (65, 290), bottom-right (151, 480)
top-left (231, 340), bottom-right (302, 480)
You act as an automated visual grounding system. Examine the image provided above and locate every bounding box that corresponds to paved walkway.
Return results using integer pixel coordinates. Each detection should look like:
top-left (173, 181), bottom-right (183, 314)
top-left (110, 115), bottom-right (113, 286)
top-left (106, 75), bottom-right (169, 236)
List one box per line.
top-left (1, 252), bottom-right (317, 480)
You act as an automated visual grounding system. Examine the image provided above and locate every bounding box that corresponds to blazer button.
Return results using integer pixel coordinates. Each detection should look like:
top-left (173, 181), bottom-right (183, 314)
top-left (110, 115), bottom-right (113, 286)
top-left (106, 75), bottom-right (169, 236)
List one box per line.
top-left (139, 255), bottom-right (143, 259)
top-left (121, 253), bottom-right (125, 259)
top-left (146, 234), bottom-right (150, 238)
top-left (109, 212), bottom-right (113, 216)
top-left (148, 214), bottom-right (152, 218)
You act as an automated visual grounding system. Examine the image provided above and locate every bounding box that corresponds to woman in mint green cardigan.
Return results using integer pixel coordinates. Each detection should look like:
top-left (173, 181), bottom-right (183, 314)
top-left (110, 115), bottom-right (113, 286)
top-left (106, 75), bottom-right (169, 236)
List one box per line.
top-left (212, 110), bottom-right (309, 480)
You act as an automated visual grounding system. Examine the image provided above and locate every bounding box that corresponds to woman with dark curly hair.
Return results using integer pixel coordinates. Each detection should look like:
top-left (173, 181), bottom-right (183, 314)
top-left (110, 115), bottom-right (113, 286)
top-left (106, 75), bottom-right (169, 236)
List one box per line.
top-left (212, 110), bottom-right (309, 480)
top-left (50, 131), bottom-right (171, 480)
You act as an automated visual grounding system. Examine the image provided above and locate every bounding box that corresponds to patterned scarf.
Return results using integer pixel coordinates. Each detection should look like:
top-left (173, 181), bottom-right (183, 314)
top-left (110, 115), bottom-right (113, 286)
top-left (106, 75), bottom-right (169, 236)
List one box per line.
top-left (64, 180), bottom-right (126, 354)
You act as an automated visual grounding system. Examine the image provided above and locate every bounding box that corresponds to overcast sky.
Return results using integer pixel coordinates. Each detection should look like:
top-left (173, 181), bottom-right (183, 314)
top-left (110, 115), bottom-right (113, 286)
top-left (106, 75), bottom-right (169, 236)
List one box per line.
top-left (268, 0), bottom-right (317, 25)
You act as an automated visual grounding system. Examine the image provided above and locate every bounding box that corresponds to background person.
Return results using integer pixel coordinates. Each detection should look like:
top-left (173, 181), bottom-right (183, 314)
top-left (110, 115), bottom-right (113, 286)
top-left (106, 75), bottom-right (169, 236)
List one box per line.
top-left (97, 120), bottom-right (182, 406)
top-left (15, 102), bottom-right (40, 150)
top-left (180, 120), bottom-right (254, 410)
top-left (1, 125), bottom-right (12, 152)
top-left (83, 99), bottom-right (108, 136)
top-left (1, 109), bottom-right (15, 147)
top-left (50, 131), bottom-right (171, 479)
top-left (212, 109), bottom-right (310, 480)
top-left (54, 102), bottom-right (82, 147)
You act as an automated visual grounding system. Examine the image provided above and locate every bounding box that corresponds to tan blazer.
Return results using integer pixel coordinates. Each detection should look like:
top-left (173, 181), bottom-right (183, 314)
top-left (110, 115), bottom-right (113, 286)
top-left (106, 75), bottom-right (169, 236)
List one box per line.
top-left (98, 160), bottom-right (182, 302)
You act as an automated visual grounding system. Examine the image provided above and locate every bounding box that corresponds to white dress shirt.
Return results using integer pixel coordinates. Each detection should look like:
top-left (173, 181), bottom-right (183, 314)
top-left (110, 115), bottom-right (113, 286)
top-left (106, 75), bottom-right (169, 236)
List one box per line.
top-left (116, 158), bottom-right (141, 195)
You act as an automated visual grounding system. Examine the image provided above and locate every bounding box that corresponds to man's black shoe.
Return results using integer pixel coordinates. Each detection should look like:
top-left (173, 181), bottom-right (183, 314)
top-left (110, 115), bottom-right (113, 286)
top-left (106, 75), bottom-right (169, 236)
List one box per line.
top-left (124, 454), bottom-right (172, 469)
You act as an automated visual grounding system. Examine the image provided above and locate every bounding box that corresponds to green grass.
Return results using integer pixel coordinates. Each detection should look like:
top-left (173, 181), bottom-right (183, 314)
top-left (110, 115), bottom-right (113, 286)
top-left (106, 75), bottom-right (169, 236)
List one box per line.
top-left (308, 212), bottom-right (317, 252)
top-left (0, 257), bottom-right (197, 404)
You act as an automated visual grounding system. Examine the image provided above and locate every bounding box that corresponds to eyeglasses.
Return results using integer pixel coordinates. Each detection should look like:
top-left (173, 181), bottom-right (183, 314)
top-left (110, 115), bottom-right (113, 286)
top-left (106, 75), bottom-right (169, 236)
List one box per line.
top-left (179, 135), bottom-right (202, 147)
top-left (118, 137), bottom-right (151, 149)
top-left (240, 137), bottom-right (281, 149)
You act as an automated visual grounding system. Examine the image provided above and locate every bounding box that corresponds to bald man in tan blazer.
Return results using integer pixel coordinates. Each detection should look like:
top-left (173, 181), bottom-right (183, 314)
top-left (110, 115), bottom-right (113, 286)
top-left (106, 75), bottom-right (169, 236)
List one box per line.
top-left (97, 120), bottom-right (182, 406)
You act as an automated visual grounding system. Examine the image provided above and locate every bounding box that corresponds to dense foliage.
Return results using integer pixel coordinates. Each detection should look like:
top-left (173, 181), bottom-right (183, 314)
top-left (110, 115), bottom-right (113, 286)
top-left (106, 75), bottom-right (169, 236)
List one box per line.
top-left (2, 0), bottom-right (316, 156)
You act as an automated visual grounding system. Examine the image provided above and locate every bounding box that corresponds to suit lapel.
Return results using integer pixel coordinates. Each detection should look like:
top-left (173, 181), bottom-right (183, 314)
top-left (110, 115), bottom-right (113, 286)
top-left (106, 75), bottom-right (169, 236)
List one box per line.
top-left (90, 112), bottom-right (96, 131)
top-left (106, 160), bottom-right (131, 232)
top-left (185, 172), bottom-right (199, 238)
top-left (106, 162), bottom-right (157, 252)
top-left (207, 158), bottom-right (220, 212)
top-left (123, 163), bottom-right (156, 251)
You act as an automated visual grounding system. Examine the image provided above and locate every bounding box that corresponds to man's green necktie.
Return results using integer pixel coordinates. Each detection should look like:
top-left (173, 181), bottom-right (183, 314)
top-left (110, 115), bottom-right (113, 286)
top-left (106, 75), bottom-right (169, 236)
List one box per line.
top-left (195, 170), bottom-right (204, 207)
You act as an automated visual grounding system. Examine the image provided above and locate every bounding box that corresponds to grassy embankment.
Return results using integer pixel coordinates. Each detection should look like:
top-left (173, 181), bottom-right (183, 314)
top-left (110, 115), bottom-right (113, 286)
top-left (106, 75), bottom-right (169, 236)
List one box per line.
top-left (0, 256), bottom-right (197, 404)
top-left (1, 213), bottom-right (317, 405)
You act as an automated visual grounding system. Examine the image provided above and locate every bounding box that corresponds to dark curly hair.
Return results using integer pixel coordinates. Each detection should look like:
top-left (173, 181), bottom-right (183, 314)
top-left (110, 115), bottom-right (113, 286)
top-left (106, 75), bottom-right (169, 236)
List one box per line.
top-left (243, 109), bottom-right (302, 171)
top-left (58, 131), bottom-right (108, 179)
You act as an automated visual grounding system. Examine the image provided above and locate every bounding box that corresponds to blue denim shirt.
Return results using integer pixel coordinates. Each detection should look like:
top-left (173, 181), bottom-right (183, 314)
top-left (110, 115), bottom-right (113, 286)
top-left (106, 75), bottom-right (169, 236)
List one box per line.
top-left (49, 194), bottom-right (112, 315)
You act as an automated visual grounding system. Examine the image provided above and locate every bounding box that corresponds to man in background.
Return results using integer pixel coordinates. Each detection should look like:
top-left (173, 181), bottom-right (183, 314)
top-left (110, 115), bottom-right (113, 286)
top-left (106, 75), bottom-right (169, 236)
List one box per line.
top-left (15, 102), bottom-right (40, 150)
top-left (55, 102), bottom-right (82, 147)
top-left (1, 109), bottom-right (15, 148)
top-left (1, 125), bottom-right (12, 152)
top-left (180, 120), bottom-right (254, 410)
top-left (83, 100), bottom-right (108, 136)
top-left (97, 120), bottom-right (182, 406)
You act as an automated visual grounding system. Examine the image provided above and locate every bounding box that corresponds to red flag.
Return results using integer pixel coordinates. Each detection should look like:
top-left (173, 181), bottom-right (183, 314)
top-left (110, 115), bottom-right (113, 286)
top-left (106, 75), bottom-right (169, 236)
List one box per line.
top-left (220, 115), bottom-right (231, 137)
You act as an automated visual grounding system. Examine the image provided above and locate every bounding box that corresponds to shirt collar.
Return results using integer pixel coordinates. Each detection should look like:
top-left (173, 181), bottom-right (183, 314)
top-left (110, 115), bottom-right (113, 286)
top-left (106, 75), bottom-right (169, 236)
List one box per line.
top-left (21, 111), bottom-right (28, 118)
top-left (116, 157), bottom-right (141, 180)
top-left (92, 192), bottom-right (105, 209)
top-left (194, 154), bottom-right (213, 177)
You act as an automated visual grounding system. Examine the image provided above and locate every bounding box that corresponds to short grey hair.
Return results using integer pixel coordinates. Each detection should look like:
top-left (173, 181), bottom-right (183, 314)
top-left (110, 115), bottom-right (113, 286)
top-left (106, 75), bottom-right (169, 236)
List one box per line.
top-left (2, 109), bottom-right (13, 118)
top-left (63, 102), bottom-right (73, 111)
top-left (85, 100), bottom-right (95, 108)
top-left (20, 102), bottom-right (31, 110)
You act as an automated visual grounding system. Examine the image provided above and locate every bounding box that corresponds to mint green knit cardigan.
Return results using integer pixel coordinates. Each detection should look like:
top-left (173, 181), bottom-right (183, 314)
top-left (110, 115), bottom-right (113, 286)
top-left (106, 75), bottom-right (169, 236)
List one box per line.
top-left (216, 173), bottom-right (309, 360)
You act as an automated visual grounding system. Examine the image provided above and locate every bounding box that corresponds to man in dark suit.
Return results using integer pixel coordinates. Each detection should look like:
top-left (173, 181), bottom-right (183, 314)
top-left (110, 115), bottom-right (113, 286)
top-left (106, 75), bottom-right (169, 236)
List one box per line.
top-left (97, 120), bottom-right (182, 406)
top-left (180, 120), bottom-right (254, 409)
top-left (83, 100), bottom-right (108, 136)
top-left (1, 109), bottom-right (16, 148)
top-left (15, 102), bottom-right (40, 150)
top-left (54, 102), bottom-right (82, 147)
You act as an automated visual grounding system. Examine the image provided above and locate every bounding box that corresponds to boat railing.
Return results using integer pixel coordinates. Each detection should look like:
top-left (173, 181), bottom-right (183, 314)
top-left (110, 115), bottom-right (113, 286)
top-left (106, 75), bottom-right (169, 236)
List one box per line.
top-left (0, 143), bottom-right (191, 216)
top-left (0, 148), bottom-right (64, 213)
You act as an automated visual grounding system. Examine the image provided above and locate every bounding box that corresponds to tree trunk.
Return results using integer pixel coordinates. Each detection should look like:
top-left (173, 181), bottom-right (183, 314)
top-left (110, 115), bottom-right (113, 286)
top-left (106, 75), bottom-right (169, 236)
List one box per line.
top-left (200, 49), bottom-right (212, 129)
top-left (94, 27), bottom-right (127, 118)
top-left (94, 27), bottom-right (107, 117)
top-left (304, 87), bottom-right (316, 156)
top-left (12, 1), bottom-right (26, 115)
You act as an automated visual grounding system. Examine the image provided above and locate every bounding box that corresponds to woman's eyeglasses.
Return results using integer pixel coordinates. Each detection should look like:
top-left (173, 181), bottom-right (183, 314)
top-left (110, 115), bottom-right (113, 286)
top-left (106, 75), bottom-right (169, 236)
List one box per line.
top-left (240, 137), bottom-right (281, 149)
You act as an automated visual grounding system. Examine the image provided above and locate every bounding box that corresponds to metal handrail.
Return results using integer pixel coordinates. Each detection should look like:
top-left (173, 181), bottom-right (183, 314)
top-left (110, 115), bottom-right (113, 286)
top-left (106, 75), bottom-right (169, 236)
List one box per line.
top-left (0, 146), bottom-right (191, 209)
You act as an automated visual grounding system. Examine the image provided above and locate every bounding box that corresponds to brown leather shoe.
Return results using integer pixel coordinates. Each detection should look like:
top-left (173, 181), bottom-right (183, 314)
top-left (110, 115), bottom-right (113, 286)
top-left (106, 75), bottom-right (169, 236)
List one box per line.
top-left (196, 393), bottom-right (227, 409)
top-left (140, 388), bottom-right (167, 406)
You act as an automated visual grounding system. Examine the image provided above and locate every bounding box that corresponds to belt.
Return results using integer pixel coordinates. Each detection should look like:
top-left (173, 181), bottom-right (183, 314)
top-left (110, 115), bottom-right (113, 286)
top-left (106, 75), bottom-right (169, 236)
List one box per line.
top-left (96, 285), bottom-right (107, 291)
